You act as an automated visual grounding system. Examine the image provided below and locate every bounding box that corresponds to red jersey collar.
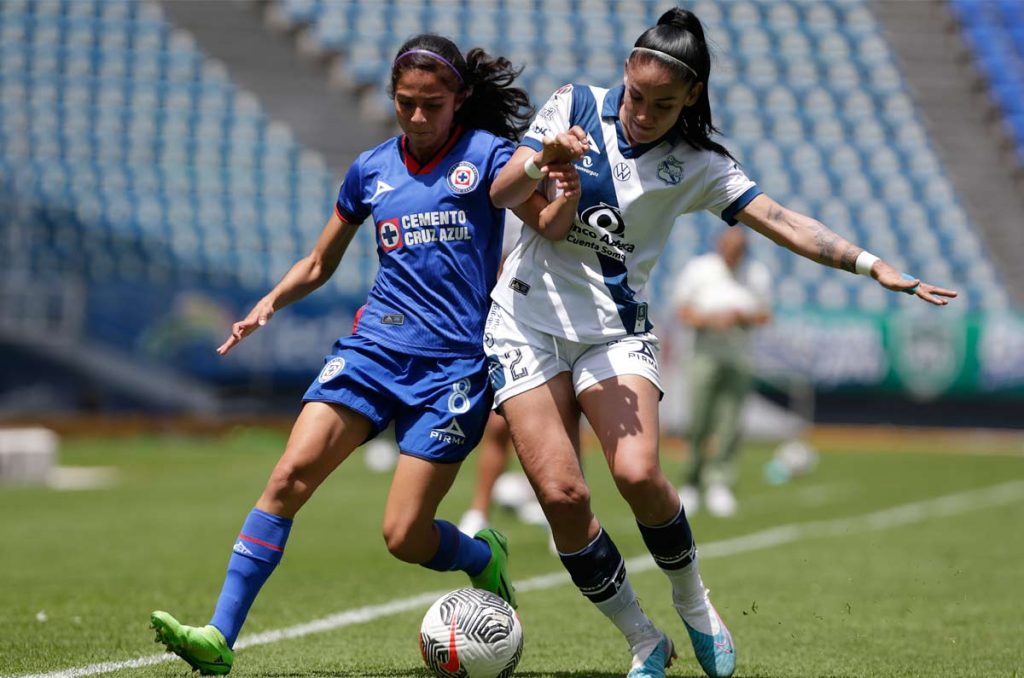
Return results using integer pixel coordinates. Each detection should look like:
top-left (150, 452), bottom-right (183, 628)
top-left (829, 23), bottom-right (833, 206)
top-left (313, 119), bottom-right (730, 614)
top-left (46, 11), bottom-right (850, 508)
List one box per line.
top-left (400, 125), bottom-right (465, 175)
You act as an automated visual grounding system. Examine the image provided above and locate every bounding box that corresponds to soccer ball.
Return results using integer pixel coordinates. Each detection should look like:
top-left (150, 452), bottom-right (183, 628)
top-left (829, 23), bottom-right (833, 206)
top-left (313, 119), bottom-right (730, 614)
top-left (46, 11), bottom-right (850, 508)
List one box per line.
top-left (419, 587), bottom-right (523, 678)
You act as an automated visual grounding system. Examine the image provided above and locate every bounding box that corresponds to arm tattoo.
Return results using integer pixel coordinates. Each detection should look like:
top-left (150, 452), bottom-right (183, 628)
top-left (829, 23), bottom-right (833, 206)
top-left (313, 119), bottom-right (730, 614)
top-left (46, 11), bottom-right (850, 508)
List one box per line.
top-left (811, 221), bottom-right (838, 264)
top-left (839, 243), bottom-right (861, 273)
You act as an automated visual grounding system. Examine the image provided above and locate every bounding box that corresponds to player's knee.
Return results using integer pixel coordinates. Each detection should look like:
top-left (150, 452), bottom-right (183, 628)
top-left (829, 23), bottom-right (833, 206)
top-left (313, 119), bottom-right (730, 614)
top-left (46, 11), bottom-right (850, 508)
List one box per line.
top-left (261, 464), bottom-right (313, 509)
top-left (534, 477), bottom-right (590, 517)
top-left (381, 520), bottom-right (423, 563)
top-left (612, 460), bottom-right (662, 499)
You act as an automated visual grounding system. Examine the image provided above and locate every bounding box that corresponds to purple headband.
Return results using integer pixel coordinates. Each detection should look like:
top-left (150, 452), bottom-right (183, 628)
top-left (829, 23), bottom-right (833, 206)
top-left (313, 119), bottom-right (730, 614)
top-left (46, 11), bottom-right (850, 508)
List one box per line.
top-left (394, 48), bottom-right (465, 85)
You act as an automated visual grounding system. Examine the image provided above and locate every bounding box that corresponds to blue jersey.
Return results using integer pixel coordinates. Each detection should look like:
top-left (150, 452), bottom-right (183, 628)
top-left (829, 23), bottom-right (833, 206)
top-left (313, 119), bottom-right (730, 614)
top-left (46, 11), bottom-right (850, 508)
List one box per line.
top-left (336, 126), bottom-right (514, 357)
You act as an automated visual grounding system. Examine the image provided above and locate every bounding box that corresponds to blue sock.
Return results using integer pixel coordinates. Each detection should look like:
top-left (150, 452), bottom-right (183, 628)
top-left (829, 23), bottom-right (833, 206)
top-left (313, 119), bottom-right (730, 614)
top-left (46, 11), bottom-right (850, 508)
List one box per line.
top-left (421, 520), bottom-right (491, 576)
top-left (559, 528), bottom-right (627, 603)
top-left (209, 508), bottom-right (292, 647)
top-left (637, 505), bottom-right (696, 571)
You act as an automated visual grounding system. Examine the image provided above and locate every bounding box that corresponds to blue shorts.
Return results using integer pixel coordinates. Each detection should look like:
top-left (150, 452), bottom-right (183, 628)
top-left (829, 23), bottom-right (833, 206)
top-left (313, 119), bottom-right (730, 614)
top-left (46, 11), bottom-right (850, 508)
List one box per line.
top-left (302, 334), bottom-right (492, 463)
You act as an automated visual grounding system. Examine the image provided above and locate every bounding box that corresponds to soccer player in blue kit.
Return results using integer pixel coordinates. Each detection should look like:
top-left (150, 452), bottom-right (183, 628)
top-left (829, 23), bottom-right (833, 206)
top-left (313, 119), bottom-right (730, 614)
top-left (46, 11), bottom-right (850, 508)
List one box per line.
top-left (150, 34), bottom-right (580, 675)
top-left (485, 7), bottom-right (958, 678)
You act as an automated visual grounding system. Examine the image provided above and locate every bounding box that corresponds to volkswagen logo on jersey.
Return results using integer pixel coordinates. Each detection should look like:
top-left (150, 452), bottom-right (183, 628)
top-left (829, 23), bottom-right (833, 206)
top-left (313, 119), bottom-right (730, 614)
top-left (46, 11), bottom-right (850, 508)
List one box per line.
top-left (581, 202), bottom-right (626, 235)
top-left (614, 162), bottom-right (632, 182)
top-left (447, 161), bottom-right (480, 195)
top-left (378, 218), bottom-right (402, 252)
top-left (657, 156), bottom-right (684, 185)
top-left (318, 357), bottom-right (346, 383)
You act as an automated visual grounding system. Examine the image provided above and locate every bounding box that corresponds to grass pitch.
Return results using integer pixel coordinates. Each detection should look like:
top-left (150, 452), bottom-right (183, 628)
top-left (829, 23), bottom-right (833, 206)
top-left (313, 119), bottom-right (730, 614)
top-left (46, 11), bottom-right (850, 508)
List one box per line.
top-left (1, 427), bottom-right (1022, 677)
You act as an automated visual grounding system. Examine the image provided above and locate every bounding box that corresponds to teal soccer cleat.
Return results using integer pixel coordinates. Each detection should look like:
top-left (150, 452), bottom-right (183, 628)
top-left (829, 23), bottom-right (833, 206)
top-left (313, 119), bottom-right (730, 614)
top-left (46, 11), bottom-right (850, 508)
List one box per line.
top-left (151, 610), bottom-right (234, 675)
top-left (679, 599), bottom-right (735, 678)
top-left (469, 527), bottom-right (517, 609)
top-left (627, 630), bottom-right (676, 678)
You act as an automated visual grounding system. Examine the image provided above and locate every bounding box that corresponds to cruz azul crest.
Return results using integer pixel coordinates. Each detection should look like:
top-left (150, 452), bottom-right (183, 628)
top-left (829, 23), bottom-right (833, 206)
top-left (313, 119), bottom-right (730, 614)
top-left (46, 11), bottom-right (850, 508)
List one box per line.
top-left (447, 161), bottom-right (480, 195)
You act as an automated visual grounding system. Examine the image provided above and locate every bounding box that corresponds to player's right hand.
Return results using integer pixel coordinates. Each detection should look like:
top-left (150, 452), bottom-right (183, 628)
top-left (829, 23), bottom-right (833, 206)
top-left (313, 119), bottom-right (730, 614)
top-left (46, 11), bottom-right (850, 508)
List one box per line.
top-left (540, 126), bottom-right (589, 164)
top-left (217, 298), bottom-right (275, 355)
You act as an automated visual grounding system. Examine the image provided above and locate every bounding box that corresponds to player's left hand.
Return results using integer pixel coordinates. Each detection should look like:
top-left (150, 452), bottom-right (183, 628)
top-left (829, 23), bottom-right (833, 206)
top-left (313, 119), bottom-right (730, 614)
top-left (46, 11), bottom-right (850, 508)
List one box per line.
top-left (872, 260), bottom-right (958, 306)
top-left (217, 297), bottom-right (276, 355)
top-left (547, 161), bottom-right (581, 199)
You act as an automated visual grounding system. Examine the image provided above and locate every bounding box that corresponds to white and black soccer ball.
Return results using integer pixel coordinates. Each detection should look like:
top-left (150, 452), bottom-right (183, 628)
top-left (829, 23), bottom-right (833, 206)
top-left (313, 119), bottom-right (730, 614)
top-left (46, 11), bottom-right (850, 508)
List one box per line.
top-left (419, 587), bottom-right (523, 678)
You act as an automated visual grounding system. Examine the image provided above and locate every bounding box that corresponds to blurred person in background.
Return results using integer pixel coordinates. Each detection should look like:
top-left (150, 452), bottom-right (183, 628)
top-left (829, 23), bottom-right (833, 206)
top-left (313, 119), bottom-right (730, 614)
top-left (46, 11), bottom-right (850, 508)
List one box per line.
top-left (674, 228), bottom-right (771, 518)
top-left (149, 33), bottom-right (580, 676)
top-left (486, 6), bottom-right (957, 678)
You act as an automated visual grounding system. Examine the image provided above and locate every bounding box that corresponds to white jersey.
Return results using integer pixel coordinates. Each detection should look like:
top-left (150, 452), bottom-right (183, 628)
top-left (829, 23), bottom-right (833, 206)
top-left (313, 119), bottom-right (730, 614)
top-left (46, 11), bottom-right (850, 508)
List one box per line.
top-left (492, 83), bottom-right (761, 343)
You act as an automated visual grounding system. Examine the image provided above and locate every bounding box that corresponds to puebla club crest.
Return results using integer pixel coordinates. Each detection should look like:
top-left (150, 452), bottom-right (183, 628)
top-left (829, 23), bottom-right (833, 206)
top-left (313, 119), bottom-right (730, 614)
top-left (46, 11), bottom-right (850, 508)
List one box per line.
top-left (657, 155), bottom-right (684, 185)
top-left (447, 161), bottom-right (480, 195)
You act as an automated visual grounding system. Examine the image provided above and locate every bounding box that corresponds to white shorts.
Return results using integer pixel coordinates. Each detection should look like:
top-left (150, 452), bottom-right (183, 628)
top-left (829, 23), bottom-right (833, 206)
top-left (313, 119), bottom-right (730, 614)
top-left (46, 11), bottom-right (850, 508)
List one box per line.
top-left (483, 303), bottom-right (663, 408)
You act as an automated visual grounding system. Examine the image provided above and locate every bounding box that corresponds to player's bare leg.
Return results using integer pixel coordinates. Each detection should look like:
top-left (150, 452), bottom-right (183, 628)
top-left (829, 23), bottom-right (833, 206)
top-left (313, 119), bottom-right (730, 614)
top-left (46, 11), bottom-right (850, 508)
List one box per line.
top-left (459, 411), bottom-right (513, 534)
top-left (580, 375), bottom-right (735, 678)
top-left (383, 454), bottom-right (462, 563)
top-left (385, 450), bottom-right (517, 607)
top-left (257, 402), bottom-right (372, 517)
top-left (152, 402), bottom-right (371, 674)
top-left (503, 376), bottom-right (672, 677)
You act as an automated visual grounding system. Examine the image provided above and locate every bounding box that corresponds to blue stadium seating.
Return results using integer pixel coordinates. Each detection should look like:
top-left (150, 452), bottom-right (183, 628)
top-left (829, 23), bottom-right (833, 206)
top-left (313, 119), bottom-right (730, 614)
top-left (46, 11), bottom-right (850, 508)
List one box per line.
top-left (951, 0), bottom-right (1024, 164)
top-left (0, 0), bottom-right (1011, 319)
top-left (0, 0), bottom-right (373, 301)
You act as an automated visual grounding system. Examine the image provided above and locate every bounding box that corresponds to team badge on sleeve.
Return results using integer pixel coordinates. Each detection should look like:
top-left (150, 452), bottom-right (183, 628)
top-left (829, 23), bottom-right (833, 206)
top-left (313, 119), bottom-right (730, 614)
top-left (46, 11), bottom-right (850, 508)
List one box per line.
top-left (447, 161), bottom-right (480, 195)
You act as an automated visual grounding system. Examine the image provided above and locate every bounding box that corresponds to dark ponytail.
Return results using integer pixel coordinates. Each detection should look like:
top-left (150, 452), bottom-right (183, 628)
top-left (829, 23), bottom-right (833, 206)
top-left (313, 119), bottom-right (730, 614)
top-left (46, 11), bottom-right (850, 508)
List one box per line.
top-left (631, 8), bottom-right (733, 159)
top-left (389, 34), bottom-right (533, 142)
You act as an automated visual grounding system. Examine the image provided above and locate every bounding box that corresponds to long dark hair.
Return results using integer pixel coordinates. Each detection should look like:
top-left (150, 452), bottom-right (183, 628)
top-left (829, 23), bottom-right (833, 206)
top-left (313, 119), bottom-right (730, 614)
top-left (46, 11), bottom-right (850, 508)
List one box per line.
top-left (631, 8), bottom-right (733, 159)
top-left (389, 34), bottom-right (533, 142)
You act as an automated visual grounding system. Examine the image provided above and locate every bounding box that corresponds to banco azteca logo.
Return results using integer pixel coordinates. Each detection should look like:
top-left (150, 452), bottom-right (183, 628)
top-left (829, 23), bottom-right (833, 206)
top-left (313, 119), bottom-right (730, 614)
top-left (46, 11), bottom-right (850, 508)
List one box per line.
top-left (580, 202), bottom-right (625, 235)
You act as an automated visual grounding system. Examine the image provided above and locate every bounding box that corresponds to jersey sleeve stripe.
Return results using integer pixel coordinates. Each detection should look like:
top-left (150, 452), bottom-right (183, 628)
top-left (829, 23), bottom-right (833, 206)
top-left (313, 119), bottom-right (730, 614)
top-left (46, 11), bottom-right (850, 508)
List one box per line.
top-left (520, 137), bottom-right (544, 152)
top-left (335, 203), bottom-right (360, 225)
top-left (721, 186), bottom-right (763, 225)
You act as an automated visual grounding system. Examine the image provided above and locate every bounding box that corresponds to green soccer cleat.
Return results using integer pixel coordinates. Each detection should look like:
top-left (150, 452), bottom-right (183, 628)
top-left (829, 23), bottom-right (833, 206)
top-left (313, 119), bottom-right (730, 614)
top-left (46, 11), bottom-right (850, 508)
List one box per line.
top-left (469, 527), bottom-right (518, 609)
top-left (150, 610), bottom-right (234, 675)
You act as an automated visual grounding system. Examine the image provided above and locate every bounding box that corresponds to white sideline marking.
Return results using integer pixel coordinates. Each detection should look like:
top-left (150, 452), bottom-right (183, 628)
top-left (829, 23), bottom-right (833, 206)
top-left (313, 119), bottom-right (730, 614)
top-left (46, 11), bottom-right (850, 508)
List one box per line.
top-left (13, 480), bottom-right (1024, 678)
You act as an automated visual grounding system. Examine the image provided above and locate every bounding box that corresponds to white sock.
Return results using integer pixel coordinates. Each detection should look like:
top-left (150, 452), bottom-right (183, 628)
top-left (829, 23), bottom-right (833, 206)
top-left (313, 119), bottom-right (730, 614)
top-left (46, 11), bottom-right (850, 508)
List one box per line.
top-left (664, 559), bottom-right (721, 635)
top-left (593, 576), bottom-right (659, 649)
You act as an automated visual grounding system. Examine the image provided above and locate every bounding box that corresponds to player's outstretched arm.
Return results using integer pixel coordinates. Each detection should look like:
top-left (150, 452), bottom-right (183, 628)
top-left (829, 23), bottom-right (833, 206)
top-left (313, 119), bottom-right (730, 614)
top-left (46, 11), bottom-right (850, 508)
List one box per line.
top-left (736, 194), bottom-right (957, 306)
top-left (490, 127), bottom-right (589, 209)
top-left (217, 213), bottom-right (360, 355)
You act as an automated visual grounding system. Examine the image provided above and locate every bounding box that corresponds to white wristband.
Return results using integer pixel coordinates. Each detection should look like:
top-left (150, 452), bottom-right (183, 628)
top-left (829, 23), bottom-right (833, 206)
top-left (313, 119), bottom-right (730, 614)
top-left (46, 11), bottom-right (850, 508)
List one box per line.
top-left (523, 155), bottom-right (543, 180)
top-left (855, 251), bottom-right (879, 277)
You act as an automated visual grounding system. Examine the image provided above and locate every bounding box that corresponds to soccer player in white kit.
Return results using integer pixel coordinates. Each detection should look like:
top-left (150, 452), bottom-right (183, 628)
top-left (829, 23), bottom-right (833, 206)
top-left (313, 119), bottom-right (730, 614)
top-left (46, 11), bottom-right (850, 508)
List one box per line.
top-left (485, 7), bottom-right (957, 678)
